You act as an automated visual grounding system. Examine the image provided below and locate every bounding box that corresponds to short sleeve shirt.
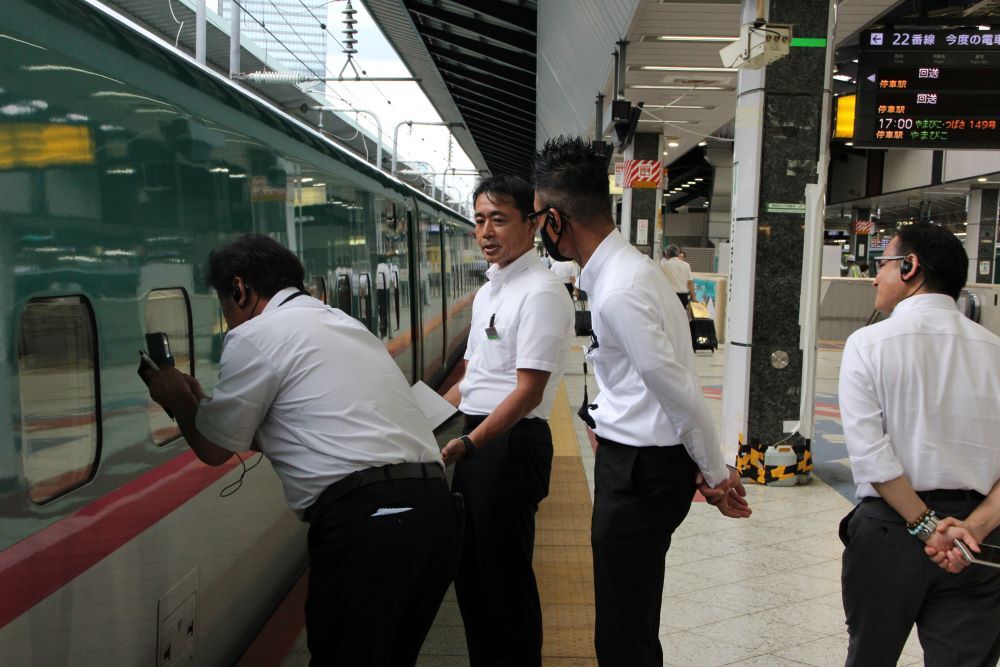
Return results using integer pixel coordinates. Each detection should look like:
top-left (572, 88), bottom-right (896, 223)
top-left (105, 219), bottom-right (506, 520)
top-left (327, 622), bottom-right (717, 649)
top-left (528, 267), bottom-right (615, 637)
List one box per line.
top-left (459, 250), bottom-right (574, 420)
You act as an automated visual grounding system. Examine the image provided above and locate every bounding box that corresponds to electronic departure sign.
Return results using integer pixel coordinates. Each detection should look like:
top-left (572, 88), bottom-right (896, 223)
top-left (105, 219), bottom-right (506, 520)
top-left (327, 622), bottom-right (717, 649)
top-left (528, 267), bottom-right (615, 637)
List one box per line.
top-left (855, 28), bottom-right (1000, 149)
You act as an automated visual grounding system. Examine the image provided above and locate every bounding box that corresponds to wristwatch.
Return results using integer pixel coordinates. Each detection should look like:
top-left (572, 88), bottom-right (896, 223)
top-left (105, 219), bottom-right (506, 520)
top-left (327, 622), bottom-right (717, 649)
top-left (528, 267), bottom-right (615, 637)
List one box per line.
top-left (459, 434), bottom-right (476, 460)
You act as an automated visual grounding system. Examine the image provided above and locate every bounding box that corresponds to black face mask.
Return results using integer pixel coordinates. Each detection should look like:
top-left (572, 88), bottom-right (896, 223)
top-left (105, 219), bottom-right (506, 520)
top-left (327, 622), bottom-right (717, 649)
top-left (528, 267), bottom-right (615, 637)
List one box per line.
top-left (541, 213), bottom-right (573, 262)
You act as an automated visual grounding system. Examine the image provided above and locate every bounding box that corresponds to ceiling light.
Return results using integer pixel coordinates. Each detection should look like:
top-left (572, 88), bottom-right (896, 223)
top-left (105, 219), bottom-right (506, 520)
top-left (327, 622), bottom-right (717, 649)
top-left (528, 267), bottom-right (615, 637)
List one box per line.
top-left (845, 141), bottom-right (854, 146)
top-left (629, 84), bottom-right (730, 90)
top-left (978, 177), bottom-right (988, 182)
top-left (643, 104), bottom-right (714, 110)
top-left (698, 141), bottom-right (707, 146)
top-left (832, 74), bottom-right (853, 82)
top-left (668, 141), bottom-right (679, 147)
top-left (638, 66), bottom-right (737, 72)
top-left (638, 119), bottom-right (694, 124)
top-left (979, 25), bottom-right (991, 30)
top-left (654, 35), bottom-right (736, 42)
top-left (694, 178), bottom-right (703, 181)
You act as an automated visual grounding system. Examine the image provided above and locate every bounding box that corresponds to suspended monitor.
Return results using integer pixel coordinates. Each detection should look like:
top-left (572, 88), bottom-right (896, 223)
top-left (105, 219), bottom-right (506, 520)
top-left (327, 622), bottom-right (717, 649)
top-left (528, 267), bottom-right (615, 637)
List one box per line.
top-left (854, 28), bottom-right (1000, 149)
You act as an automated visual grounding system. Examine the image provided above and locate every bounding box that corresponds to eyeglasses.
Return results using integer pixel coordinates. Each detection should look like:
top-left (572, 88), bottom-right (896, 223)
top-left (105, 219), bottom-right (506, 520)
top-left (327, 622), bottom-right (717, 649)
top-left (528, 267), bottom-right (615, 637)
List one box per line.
top-left (874, 255), bottom-right (906, 270)
top-left (527, 205), bottom-right (569, 222)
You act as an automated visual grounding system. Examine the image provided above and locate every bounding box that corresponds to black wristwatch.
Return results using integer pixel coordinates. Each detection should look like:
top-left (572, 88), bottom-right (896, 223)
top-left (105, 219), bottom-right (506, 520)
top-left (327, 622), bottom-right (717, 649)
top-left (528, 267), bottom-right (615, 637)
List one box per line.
top-left (459, 434), bottom-right (476, 460)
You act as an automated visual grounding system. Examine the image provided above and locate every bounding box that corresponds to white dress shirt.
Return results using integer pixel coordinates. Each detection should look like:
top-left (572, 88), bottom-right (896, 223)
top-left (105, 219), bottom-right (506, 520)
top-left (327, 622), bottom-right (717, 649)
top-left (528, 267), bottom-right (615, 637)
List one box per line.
top-left (840, 293), bottom-right (1000, 499)
top-left (550, 260), bottom-right (579, 284)
top-left (459, 249), bottom-right (574, 420)
top-left (578, 230), bottom-right (728, 487)
top-left (196, 287), bottom-right (442, 515)
top-left (659, 256), bottom-right (692, 294)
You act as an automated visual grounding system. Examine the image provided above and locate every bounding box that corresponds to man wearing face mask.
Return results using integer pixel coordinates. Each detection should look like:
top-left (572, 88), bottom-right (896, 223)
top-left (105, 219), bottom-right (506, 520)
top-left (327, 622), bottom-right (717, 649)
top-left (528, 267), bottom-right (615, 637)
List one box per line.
top-left (533, 137), bottom-right (750, 667)
top-left (143, 234), bottom-right (461, 666)
top-left (441, 175), bottom-right (574, 666)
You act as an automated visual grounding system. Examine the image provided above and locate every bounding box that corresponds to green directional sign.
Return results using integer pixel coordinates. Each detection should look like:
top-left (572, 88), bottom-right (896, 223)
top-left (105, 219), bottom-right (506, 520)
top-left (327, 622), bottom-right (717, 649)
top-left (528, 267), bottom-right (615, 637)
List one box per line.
top-left (766, 202), bottom-right (806, 214)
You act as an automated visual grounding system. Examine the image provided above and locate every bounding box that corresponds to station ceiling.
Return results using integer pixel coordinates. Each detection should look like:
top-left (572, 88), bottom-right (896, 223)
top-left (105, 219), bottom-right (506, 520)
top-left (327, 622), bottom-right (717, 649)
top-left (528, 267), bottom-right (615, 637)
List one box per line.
top-left (365, 0), bottom-right (536, 178)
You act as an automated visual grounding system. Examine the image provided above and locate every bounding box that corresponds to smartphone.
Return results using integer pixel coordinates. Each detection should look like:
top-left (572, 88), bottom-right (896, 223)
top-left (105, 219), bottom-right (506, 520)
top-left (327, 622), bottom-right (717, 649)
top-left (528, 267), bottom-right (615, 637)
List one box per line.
top-left (137, 350), bottom-right (174, 420)
top-left (954, 539), bottom-right (1000, 569)
top-left (137, 350), bottom-right (159, 386)
top-left (145, 332), bottom-right (175, 368)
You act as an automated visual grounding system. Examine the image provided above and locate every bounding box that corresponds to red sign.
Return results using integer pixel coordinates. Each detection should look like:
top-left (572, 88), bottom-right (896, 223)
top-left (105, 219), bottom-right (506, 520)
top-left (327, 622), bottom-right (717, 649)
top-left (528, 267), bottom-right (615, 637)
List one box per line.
top-left (624, 160), bottom-right (663, 189)
top-left (852, 220), bottom-right (874, 235)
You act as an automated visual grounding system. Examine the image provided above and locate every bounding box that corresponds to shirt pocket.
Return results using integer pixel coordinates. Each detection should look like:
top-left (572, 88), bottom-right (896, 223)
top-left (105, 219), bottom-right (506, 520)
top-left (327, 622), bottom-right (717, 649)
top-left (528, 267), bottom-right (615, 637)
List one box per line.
top-left (477, 327), bottom-right (516, 371)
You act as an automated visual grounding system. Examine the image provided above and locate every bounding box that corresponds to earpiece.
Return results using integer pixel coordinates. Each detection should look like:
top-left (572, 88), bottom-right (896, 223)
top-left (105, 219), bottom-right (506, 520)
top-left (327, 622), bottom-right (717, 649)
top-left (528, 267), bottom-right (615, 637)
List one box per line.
top-left (232, 280), bottom-right (251, 307)
top-left (900, 258), bottom-right (914, 280)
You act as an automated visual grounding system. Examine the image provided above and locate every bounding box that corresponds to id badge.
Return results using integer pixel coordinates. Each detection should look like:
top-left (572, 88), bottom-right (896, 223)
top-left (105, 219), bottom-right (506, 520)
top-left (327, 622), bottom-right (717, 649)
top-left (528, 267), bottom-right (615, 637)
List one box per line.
top-left (485, 326), bottom-right (500, 340)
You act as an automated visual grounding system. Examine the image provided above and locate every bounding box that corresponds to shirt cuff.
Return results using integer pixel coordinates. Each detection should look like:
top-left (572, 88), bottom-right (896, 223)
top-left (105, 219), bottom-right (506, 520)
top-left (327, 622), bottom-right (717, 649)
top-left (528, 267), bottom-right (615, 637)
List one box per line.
top-left (514, 358), bottom-right (560, 372)
top-left (848, 438), bottom-right (905, 485)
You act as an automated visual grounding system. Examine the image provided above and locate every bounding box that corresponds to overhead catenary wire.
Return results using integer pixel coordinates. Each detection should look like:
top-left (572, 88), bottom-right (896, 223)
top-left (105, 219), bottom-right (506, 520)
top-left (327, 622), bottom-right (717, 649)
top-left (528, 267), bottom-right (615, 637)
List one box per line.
top-left (230, 0), bottom-right (326, 81)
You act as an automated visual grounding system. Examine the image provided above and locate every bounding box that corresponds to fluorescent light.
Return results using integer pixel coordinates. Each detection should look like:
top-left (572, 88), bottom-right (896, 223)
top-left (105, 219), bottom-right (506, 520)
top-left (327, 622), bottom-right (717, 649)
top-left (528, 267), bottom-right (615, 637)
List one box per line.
top-left (978, 177), bottom-right (988, 182)
top-left (698, 141), bottom-right (707, 147)
top-left (668, 141), bottom-right (679, 147)
top-left (638, 66), bottom-right (736, 72)
top-left (639, 119), bottom-right (694, 124)
top-left (643, 104), bottom-right (713, 110)
top-left (655, 35), bottom-right (736, 42)
top-left (832, 74), bottom-right (853, 82)
top-left (845, 141), bottom-right (854, 146)
top-left (629, 84), bottom-right (730, 90)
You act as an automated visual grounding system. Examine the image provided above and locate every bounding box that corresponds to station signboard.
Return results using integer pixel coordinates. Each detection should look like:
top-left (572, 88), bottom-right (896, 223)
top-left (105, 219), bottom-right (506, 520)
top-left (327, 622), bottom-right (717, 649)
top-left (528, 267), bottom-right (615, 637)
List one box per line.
top-left (854, 28), bottom-right (1000, 149)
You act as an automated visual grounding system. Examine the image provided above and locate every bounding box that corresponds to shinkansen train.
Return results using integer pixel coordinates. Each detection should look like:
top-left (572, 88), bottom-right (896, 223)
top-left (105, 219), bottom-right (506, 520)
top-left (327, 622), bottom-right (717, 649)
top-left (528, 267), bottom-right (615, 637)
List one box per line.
top-left (0, 0), bottom-right (484, 663)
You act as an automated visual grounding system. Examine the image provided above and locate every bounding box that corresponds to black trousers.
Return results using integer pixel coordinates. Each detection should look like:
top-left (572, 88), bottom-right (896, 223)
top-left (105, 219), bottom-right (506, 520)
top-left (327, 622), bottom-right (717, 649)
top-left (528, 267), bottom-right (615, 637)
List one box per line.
top-left (305, 476), bottom-right (463, 666)
top-left (842, 497), bottom-right (1000, 667)
top-left (451, 415), bottom-right (554, 667)
top-left (592, 439), bottom-right (697, 667)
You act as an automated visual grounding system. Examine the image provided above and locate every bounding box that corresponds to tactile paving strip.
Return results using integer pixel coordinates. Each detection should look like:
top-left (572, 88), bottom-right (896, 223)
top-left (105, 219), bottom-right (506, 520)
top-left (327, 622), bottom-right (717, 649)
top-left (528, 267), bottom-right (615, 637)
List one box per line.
top-left (535, 382), bottom-right (597, 664)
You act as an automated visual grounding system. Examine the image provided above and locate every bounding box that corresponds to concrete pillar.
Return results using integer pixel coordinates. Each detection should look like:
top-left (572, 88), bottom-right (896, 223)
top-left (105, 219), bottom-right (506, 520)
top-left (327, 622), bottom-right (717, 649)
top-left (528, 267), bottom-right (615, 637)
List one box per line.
top-left (705, 140), bottom-right (733, 245)
top-left (722, 0), bottom-right (835, 480)
top-left (969, 189), bottom-right (999, 285)
top-left (621, 133), bottom-right (665, 257)
top-left (850, 207), bottom-right (870, 271)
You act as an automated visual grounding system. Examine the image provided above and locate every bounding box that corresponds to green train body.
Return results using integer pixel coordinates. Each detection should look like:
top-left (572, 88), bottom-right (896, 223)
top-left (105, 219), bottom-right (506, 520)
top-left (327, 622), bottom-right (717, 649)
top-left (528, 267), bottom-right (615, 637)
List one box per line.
top-left (0, 0), bottom-right (482, 663)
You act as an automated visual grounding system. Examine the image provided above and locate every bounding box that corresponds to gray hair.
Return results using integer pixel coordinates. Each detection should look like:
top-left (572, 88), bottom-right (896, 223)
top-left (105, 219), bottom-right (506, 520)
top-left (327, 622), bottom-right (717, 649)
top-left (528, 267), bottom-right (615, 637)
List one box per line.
top-left (665, 244), bottom-right (681, 259)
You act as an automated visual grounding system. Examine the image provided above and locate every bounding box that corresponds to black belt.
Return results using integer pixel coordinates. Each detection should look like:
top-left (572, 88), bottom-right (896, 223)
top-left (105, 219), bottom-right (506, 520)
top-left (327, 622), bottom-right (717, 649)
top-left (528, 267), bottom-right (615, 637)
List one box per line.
top-left (917, 489), bottom-right (985, 503)
top-left (305, 462), bottom-right (445, 523)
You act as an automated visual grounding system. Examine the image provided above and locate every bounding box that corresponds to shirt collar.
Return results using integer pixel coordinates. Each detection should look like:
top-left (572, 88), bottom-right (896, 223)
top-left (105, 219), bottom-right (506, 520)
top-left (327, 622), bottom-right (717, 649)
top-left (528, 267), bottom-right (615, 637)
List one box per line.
top-left (486, 247), bottom-right (537, 293)
top-left (261, 286), bottom-right (303, 314)
top-left (891, 292), bottom-right (957, 317)
top-left (578, 228), bottom-right (625, 293)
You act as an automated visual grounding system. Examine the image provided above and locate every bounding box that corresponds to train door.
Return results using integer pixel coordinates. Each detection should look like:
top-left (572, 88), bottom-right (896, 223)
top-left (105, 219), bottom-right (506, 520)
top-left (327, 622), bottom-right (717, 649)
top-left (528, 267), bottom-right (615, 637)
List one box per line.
top-left (381, 200), bottom-right (413, 383)
top-left (416, 204), bottom-right (446, 385)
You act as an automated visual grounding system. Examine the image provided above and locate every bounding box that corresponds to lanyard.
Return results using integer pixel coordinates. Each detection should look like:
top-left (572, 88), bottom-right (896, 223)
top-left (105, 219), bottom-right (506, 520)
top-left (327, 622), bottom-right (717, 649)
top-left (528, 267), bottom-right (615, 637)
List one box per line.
top-left (278, 290), bottom-right (308, 307)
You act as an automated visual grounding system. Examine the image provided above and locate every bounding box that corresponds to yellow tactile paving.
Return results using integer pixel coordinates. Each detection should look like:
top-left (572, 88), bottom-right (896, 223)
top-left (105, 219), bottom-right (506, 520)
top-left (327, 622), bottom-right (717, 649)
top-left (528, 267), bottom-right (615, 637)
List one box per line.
top-left (549, 381), bottom-right (580, 457)
top-left (536, 380), bottom-right (597, 664)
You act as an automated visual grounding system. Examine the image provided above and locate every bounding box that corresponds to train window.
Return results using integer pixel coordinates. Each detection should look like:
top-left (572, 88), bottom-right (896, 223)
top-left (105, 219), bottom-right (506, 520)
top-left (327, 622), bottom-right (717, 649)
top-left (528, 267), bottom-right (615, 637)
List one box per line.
top-left (308, 275), bottom-right (327, 304)
top-left (18, 296), bottom-right (101, 504)
top-left (336, 274), bottom-right (352, 315)
top-left (145, 288), bottom-right (193, 445)
top-left (359, 273), bottom-right (372, 326)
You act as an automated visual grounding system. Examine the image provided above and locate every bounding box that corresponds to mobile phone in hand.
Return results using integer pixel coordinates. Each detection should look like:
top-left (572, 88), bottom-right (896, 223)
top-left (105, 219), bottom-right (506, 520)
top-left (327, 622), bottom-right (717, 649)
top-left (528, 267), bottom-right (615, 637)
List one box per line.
top-left (137, 351), bottom-right (159, 386)
top-left (138, 350), bottom-right (174, 420)
top-left (954, 539), bottom-right (1000, 569)
top-left (145, 332), bottom-right (175, 367)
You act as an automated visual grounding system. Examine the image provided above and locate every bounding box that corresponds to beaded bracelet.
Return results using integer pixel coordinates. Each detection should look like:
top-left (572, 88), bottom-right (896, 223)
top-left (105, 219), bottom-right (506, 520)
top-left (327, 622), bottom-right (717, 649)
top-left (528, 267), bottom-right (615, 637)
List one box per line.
top-left (906, 507), bottom-right (933, 530)
top-left (907, 509), bottom-right (939, 541)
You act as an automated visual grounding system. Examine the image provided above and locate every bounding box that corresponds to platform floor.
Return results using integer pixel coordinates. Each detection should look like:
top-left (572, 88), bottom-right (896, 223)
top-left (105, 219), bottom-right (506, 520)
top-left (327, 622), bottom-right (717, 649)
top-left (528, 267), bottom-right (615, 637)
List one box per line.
top-left (238, 340), bottom-right (926, 667)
